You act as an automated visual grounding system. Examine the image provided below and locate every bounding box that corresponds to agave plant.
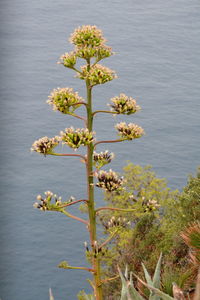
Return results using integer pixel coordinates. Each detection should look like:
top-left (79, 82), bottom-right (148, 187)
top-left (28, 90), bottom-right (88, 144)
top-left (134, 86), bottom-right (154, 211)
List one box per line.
top-left (118, 254), bottom-right (175, 300)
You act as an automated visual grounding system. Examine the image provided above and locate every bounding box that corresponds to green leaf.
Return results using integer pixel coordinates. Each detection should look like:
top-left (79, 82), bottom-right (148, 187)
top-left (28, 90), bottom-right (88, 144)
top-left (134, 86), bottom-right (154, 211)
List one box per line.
top-left (152, 253), bottom-right (162, 289)
top-left (128, 273), bottom-right (145, 300)
top-left (142, 263), bottom-right (153, 286)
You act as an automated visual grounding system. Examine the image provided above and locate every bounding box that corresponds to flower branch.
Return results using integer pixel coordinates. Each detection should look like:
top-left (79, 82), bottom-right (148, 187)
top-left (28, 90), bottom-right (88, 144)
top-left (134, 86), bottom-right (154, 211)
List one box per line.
top-left (59, 199), bottom-right (88, 208)
top-left (62, 209), bottom-right (88, 225)
top-left (58, 261), bottom-right (95, 273)
top-left (92, 110), bottom-right (119, 117)
top-left (96, 207), bottom-right (136, 214)
top-left (49, 153), bottom-right (86, 162)
top-left (94, 138), bottom-right (126, 148)
top-left (99, 229), bottom-right (119, 249)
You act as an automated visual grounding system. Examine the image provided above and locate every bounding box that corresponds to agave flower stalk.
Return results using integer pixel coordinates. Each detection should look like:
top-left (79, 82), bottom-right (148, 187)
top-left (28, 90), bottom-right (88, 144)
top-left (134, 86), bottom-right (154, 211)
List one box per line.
top-left (31, 25), bottom-right (144, 300)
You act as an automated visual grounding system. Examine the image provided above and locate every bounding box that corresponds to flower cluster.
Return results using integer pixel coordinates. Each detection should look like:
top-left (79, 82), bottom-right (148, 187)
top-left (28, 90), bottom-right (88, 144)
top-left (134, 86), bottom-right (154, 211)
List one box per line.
top-left (33, 191), bottom-right (62, 211)
top-left (31, 136), bottom-right (60, 155)
top-left (110, 94), bottom-right (141, 115)
top-left (76, 45), bottom-right (113, 60)
top-left (142, 198), bottom-right (161, 212)
top-left (60, 127), bottom-right (95, 149)
top-left (101, 216), bottom-right (130, 230)
top-left (95, 169), bottom-right (124, 192)
top-left (58, 51), bottom-right (77, 68)
top-left (69, 25), bottom-right (106, 48)
top-left (78, 64), bottom-right (117, 86)
top-left (115, 122), bottom-right (144, 140)
top-left (47, 88), bottom-right (83, 114)
top-left (93, 150), bottom-right (114, 169)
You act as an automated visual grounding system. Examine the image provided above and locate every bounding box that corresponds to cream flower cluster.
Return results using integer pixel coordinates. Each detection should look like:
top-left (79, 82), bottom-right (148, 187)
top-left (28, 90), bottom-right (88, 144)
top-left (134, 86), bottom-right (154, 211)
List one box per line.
top-left (47, 87), bottom-right (83, 114)
top-left (93, 150), bottom-right (114, 169)
top-left (78, 64), bottom-right (117, 86)
top-left (69, 25), bottom-right (106, 48)
top-left (31, 136), bottom-right (60, 155)
top-left (115, 122), bottom-right (144, 140)
top-left (95, 169), bottom-right (124, 192)
top-left (110, 93), bottom-right (141, 115)
top-left (60, 127), bottom-right (95, 149)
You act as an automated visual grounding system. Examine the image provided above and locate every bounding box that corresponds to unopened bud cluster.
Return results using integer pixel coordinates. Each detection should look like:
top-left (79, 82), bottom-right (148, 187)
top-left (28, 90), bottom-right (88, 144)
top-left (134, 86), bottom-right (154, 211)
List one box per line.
top-left (47, 88), bottom-right (83, 114)
top-left (31, 136), bottom-right (60, 155)
top-left (93, 150), bottom-right (114, 169)
top-left (101, 216), bottom-right (130, 230)
top-left (110, 94), bottom-right (141, 115)
top-left (142, 197), bottom-right (160, 212)
top-left (60, 127), bottom-right (95, 149)
top-left (84, 241), bottom-right (108, 259)
top-left (33, 191), bottom-right (62, 211)
top-left (116, 122), bottom-right (144, 140)
top-left (58, 52), bottom-right (77, 68)
top-left (78, 64), bottom-right (117, 86)
top-left (95, 169), bottom-right (124, 192)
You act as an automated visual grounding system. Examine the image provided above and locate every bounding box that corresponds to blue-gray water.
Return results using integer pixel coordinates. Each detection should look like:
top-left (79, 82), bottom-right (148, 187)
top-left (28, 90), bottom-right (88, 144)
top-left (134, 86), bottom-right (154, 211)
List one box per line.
top-left (0, 0), bottom-right (199, 299)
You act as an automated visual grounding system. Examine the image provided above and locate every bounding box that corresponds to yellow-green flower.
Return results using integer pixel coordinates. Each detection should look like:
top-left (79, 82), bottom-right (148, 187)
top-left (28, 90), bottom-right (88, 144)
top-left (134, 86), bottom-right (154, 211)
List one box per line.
top-left (47, 87), bottom-right (84, 114)
top-left (115, 122), bottom-right (144, 140)
top-left (78, 64), bottom-right (117, 86)
top-left (60, 127), bottom-right (95, 149)
top-left (110, 94), bottom-right (140, 115)
top-left (76, 45), bottom-right (113, 60)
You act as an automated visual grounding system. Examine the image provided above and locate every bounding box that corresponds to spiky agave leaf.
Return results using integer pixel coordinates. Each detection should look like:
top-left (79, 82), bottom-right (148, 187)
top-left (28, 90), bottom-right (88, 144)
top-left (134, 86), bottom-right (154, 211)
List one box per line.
top-left (118, 266), bottom-right (145, 300)
top-left (133, 273), bottom-right (175, 300)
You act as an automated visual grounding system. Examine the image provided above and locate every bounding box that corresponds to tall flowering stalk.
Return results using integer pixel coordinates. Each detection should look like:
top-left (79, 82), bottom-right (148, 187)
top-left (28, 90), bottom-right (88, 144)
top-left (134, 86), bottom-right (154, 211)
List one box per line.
top-left (31, 25), bottom-right (144, 300)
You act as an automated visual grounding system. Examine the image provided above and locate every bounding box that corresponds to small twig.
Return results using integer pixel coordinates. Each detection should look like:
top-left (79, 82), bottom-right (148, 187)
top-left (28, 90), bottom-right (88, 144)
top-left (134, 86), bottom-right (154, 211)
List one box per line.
top-left (92, 110), bottom-right (118, 117)
top-left (71, 66), bottom-right (82, 74)
top-left (49, 153), bottom-right (86, 162)
top-left (94, 138), bottom-right (126, 148)
top-left (69, 112), bottom-right (86, 122)
top-left (101, 274), bottom-right (119, 284)
top-left (59, 199), bottom-right (88, 208)
top-left (96, 207), bottom-right (136, 214)
top-left (60, 264), bottom-right (95, 273)
top-left (62, 210), bottom-right (88, 225)
top-left (99, 229), bottom-right (119, 248)
top-left (71, 101), bottom-right (88, 108)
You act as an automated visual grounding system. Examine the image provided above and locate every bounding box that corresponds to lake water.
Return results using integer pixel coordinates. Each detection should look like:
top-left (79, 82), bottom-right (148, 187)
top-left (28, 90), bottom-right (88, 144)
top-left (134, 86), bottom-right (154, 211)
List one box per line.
top-left (0, 0), bottom-right (199, 299)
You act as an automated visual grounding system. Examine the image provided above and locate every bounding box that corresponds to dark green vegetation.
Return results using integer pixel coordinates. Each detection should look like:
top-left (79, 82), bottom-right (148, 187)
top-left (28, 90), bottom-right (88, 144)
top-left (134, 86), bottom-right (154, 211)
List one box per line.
top-left (98, 164), bottom-right (200, 299)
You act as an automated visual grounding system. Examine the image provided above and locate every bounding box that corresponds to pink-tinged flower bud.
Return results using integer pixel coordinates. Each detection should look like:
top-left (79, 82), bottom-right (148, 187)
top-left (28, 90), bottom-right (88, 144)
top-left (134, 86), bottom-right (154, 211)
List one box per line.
top-left (95, 169), bottom-right (124, 192)
top-left (31, 136), bottom-right (60, 155)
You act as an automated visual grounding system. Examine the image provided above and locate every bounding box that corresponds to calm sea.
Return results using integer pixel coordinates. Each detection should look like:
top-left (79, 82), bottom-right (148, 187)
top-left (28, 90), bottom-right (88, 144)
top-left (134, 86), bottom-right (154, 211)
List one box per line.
top-left (0, 0), bottom-right (199, 299)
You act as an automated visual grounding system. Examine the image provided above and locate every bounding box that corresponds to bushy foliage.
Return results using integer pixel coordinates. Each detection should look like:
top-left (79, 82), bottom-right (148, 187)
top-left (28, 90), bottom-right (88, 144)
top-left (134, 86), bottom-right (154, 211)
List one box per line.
top-left (100, 164), bottom-right (200, 299)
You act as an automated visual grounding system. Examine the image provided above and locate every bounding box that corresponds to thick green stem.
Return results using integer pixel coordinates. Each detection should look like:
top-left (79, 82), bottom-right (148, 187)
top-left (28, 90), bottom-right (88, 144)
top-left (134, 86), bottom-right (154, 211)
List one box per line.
top-left (86, 65), bottom-right (103, 299)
